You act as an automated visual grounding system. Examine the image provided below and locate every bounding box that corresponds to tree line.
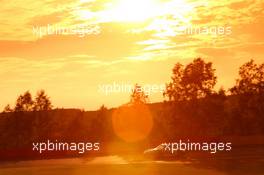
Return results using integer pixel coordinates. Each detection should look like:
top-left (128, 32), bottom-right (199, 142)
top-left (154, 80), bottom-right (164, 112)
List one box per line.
top-left (2, 58), bottom-right (264, 112)
top-left (129, 58), bottom-right (264, 104)
top-left (2, 90), bottom-right (52, 113)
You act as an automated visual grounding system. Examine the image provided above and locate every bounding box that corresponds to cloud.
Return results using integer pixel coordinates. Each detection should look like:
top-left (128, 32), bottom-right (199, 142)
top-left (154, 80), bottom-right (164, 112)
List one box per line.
top-left (0, 22), bottom-right (154, 60)
top-left (28, 12), bottom-right (68, 26)
top-left (196, 47), bottom-right (235, 57)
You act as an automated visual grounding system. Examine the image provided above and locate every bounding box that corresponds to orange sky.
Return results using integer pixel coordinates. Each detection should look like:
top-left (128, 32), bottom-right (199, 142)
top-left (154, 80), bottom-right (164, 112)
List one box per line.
top-left (0, 0), bottom-right (264, 110)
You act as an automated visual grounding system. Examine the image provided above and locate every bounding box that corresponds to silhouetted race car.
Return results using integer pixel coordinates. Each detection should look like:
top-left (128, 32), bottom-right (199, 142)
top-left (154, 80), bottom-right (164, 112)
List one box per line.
top-left (143, 144), bottom-right (186, 160)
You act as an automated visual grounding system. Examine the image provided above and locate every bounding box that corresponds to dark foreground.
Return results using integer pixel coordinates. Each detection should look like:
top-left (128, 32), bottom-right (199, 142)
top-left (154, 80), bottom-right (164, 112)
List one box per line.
top-left (1, 146), bottom-right (264, 175)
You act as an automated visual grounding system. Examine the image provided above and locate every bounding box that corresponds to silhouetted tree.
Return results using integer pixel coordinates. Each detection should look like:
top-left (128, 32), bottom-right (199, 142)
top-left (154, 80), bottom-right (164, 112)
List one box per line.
top-left (218, 87), bottom-right (226, 97)
top-left (230, 59), bottom-right (264, 95)
top-left (34, 90), bottom-right (52, 111)
top-left (164, 58), bottom-right (217, 101)
top-left (2, 104), bottom-right (13, 113)
top-left (130, 84), bottom-right (149, 104)
top-left (99, 104), bottom-right (107, 112)
top-left (164, 63), bottom-right (185, 101)
top-left (14, 91), bottom-right (34, 112)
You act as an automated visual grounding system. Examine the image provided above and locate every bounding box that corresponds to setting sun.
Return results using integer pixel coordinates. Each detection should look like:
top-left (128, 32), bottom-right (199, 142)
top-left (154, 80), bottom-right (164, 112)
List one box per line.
top-left (105, 0), bottom-right (160, 22)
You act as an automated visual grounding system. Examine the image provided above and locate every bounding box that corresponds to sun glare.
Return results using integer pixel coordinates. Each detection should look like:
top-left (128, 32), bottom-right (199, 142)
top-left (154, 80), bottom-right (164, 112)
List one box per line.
top-left (107, 0), bottom-right (160, 22)
top-left (76, 0), bottom-right (194, 25)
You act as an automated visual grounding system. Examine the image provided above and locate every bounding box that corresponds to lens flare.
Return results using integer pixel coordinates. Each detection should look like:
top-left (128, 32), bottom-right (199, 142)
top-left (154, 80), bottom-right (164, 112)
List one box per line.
top-left (112, 104), bottom-right (153, 142)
